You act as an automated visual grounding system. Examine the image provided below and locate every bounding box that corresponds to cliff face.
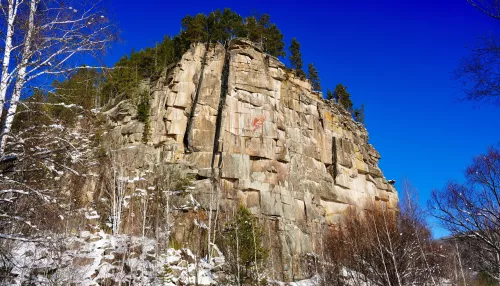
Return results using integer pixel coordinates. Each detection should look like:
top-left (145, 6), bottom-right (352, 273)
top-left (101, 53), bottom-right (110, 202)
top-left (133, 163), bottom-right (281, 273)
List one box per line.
top-left (101, 38), bottom-right (398, 280)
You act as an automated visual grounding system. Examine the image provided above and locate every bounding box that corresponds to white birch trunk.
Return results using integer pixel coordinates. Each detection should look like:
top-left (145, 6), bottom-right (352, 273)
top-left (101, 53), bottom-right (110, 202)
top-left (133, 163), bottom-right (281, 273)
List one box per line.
top-left (0, 0), bottom-right (37, 154)
top-left (497, 252), bottom-right (500, 286)
top-left (236, 223), bottom-right (241, 286)
top-left (454, 239), bottom-right (467, 285)
top-left (164, 186), bottom-right (170, 248)
top-left (371, 213), bottom-right (392, 286)
top-left (0, 0), bottom-right (114, 154)
top-left (0, 0), bottom-right (20, 112)
top-left (111, 157), bottom-right (124, 235)
top-left (407, 195), bottom-right (437, 285)
top-left (211, 180), bottom-right (221, 256)
top-left (381, 210), bottom-right (403, 286)
top-left (207, 183), bottom-right (213, 260)
top-left (252, 221), bottom-right (259, 279)
top-left (142, 191), bottom-right (147, 239)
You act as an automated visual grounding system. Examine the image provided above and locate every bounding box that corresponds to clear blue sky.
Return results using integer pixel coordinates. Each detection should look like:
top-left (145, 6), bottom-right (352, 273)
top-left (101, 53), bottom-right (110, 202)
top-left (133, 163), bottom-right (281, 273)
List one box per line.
top-left (107, 0), bottom-right (500, 237)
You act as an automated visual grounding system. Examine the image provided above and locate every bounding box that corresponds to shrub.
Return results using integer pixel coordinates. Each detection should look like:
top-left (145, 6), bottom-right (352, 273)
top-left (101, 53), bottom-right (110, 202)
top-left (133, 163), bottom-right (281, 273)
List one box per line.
top-left (220, 205), bottom-right (268, 285)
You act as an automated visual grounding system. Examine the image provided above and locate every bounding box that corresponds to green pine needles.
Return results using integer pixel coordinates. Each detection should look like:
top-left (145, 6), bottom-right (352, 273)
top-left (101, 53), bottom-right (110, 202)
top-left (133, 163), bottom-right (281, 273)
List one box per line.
top-left (100, 9), bottom-right (286, 104)
top-left (220, 205), bottom-right (268, 285)
top-left (326, 84), bottom-right (366, 125)
top-left (289, 38), bottom-right (305, 78)
top-left (137, 91), bottom-right (151, 143)
top-left (308, 63), bottom-right (321, 91)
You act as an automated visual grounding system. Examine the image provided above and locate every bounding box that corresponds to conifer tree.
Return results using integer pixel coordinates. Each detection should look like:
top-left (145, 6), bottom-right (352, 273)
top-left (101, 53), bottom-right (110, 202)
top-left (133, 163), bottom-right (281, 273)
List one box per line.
top-left (326, 89), bottom-right (335, 101)
top-left (308, 63), bottom-right (321, 91)
top-left (221, 205), bottom-right (268, 285)
top-left (207, 9), bottom-right (244, 44)
top-left (244, 16), bottom-right (259, 43)
top-left (242, 14), bottom-right (285, 57)
top-left (334, 83), bottom-right (353, 112)
top-left (101, 9), bottom-right (287, 102)
top-left (289, 38), bottom-right (305, 78)
top-left (261, 22), bottom-right (285, 58)
top-left (220, 9), bottom-right (245, 42)
top-left (353, 104), bottom-right (365, 124)
top-left (180, 13), bottom-right (209, 43)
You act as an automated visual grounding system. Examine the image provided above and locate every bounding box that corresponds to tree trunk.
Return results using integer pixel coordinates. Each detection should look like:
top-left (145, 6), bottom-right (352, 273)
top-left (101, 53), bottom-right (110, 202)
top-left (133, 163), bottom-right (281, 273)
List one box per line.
top-left (454, 239), bottom-right (467, 285)
top-left (0, 0), bottom-right (20, 115)
top-left (236, 222), bottom-right (241, 286)
top-left (0, 0), bottom-right (37, 155)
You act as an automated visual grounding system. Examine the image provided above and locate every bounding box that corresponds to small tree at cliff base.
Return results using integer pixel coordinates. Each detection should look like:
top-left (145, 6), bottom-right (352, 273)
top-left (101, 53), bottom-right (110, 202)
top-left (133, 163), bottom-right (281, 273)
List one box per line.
top-left (219, 205), bottom-right (268, 285)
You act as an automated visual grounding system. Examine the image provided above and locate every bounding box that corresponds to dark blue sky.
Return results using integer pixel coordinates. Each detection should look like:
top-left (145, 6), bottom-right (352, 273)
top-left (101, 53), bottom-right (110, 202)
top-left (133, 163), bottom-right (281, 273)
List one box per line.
top-left (107, 0), bottom-right (500, 237)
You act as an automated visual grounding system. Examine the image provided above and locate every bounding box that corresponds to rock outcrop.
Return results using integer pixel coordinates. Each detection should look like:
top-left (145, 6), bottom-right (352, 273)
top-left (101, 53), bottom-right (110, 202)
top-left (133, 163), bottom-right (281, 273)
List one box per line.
top-left (100, 38), bottom-right (398, 281)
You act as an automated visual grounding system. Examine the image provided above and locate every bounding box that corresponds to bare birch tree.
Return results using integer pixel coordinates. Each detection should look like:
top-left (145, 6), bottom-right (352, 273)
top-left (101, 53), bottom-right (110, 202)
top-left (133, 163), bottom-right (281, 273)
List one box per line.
top-left (431, 144), bottom-right (500, 282)
top-left (326, 198), bottom-right (443, 286)
top-left (401, 179), bottom-right (439, 285)
top-left (0, 0), bottom-right (114, 260)
top-left (110, 153), bottom-right (125, 235)
top-left (0, 93), bottom-right (94, 254)
top-left (0, 0), bottom-right (116, 155)
top-left (454, 1), bottom-right (500, 105)
top-left (0, 0), bottom-right (24, 107)
top-left (455, 35), bottom-right (500, 106)
top-left (467, 0), bottom-right (500, 19)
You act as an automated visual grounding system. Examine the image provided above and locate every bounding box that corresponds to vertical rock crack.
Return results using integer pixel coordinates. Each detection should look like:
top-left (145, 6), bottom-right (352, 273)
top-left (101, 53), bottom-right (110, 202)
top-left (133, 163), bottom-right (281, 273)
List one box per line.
top-left (210, 46), bottom-right (231, 174)
top-left (183, 41), bottom-right (210, 153)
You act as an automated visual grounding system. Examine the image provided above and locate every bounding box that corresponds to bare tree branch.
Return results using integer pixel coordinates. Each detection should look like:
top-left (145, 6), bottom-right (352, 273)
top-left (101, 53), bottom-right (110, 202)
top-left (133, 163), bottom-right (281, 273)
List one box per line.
top-left (431, 144), bottom-right (500, 281)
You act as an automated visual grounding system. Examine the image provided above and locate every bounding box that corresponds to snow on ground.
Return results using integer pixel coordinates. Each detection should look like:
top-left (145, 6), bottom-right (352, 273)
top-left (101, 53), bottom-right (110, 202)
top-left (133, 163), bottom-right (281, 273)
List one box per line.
top-left (3, 232), bottom-right (220, 285)
top-left (269, 275), bottom-right (321, 286)
top-left (2, 231), bottom-right (321, 285)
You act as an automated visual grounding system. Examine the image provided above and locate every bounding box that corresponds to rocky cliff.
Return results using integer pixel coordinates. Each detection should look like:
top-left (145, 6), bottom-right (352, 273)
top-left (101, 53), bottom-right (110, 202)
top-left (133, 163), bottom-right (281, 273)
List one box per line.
top-left (99, 38), bottom-right (398, 281)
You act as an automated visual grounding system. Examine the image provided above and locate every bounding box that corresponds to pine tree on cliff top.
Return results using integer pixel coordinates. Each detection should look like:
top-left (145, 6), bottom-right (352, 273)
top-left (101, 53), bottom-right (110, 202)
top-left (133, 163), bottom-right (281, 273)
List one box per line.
top-left (102, 9), bottom-right (287, 102)
top-left (334, 83), bottom-right (353, 112)
top-left (308, 62), bottom-right (321, 91)
top-left (242, 13), bottom-right (285, 58)
top-left (179, 9), bottom-right (285, 57)
top-left (353, 104), bottom-right (365, 124)
top-left (180, 13), bottom-right (209, 43)
top-left (326, 89), bottom-right (335, 101)
top-left (289, 38), bottom-right (305, 78)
